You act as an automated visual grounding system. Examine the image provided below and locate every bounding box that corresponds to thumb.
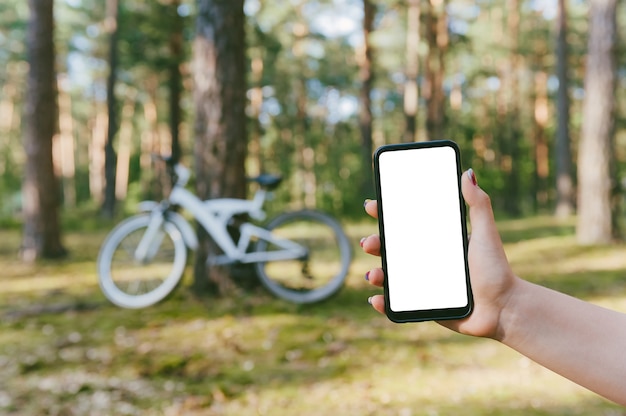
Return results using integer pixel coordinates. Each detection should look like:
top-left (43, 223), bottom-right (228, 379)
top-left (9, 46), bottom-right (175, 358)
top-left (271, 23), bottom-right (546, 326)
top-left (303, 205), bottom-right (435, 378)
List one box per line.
top-left (461, 169), bottom-right (500, 241)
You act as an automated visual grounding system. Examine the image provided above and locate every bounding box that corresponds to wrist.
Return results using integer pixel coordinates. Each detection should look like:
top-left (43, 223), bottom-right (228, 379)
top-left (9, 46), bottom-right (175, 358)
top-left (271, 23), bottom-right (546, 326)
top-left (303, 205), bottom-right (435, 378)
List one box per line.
top-left (493, 276), bottom-right (531, 344)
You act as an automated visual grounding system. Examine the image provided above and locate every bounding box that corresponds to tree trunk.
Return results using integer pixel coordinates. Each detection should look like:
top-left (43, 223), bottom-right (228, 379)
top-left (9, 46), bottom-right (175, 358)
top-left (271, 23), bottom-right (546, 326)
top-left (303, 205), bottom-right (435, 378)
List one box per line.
top-left (533, 70), bottom-right (550, 211)
top-left (192, 0), bottom-right (247, 295)
top-left (0, 84), bottom-right (16, 137)
top-left (115, 92), bottom-right (136, 200)
top-left (89, 103), bottom-right (107, 204)
top-left (249, 54), bottom-right (264, 177)
top-left (169, 0), bottom-right (184, 164)
top-left (0, 86), bottom-right (11, 176)
top-left (142, 75), bottom-right (164, 200)
top-left (102, 0), bottom-right (119, 219)
top-left (424, 0), bottom-right (447, 141)
top-left (21, 0), bottom-right (66, 261)
top-left (293, 75), bottom-right (315, 209)
top-left (554, 0), bottom-right (574, 218)
top-left (576, 0), bottom-right (618, 245)
top-left (502, 0), bottom-right (522, 216)
top-left (403, 0), bottom-right (420, 143)
top-left (359, 0), bottom-right (375, 198)
top-left (55, 76), bottom-right (76, 207)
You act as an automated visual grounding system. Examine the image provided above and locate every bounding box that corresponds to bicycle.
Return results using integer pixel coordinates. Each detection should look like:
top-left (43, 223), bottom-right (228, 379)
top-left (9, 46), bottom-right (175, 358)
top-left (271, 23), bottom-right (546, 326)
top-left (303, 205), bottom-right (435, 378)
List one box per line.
top-left (97, 157), bottom-right (352, 309)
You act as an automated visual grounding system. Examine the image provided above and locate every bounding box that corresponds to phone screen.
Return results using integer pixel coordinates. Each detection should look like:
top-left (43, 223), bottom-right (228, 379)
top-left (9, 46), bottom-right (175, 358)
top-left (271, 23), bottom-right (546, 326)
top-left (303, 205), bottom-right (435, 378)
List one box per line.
top-left (374, 140), bottom-right (472, 322)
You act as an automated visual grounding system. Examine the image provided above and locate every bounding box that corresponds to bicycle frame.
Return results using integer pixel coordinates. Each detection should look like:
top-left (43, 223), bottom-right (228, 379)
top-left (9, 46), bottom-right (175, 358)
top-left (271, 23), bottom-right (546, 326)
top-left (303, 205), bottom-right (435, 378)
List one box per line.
top-left (138, 165), bottom-right (308, 266)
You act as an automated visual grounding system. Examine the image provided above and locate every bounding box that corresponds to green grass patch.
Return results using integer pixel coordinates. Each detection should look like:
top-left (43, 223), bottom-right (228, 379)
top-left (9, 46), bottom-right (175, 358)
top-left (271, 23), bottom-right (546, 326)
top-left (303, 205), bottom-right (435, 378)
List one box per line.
top-left (0, 216), bottom-right (624, 415)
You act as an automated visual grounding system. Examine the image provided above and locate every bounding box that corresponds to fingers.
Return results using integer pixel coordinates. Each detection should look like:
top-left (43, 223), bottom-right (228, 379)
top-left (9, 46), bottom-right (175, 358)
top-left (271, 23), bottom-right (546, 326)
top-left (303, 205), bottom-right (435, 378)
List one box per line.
top-left (461, 169), bottom-right (501, 243)
top-left (363, 199), bottom-right (384, 315)
top-left (364, 199), bottom-right (378, 219)
top-left (361, 200), bottom-right (381, 256)
top-left (368, 294), bottom-right (385, 315)
top-left (360, 234), bottom-right (381, 256)
top-left (365, 267), bottom-right (384, 287)
top-left (364, 170), bottom-right (505, 321)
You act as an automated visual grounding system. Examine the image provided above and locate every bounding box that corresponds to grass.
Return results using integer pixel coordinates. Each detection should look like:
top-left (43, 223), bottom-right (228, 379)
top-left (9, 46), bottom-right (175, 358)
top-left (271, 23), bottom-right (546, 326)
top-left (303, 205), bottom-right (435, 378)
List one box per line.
top-left (1, 216), bottom-right (625, 415)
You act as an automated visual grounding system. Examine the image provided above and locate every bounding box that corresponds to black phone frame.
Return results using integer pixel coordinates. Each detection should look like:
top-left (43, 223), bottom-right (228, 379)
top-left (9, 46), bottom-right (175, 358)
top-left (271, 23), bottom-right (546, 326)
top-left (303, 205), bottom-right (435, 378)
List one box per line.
top-left (373, 139), bottom-right (473, 323)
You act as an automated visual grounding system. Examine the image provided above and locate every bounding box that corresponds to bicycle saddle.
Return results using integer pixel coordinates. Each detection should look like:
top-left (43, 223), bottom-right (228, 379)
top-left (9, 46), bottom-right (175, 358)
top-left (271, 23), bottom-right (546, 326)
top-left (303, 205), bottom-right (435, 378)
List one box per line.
top-left (249, 174), bottom-right (282, 190)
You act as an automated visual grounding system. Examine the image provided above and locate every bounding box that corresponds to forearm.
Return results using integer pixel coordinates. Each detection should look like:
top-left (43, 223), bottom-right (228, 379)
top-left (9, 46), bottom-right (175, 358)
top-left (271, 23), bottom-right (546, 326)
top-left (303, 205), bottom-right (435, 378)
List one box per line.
top-left (498, 277), bottom-right (626, 405)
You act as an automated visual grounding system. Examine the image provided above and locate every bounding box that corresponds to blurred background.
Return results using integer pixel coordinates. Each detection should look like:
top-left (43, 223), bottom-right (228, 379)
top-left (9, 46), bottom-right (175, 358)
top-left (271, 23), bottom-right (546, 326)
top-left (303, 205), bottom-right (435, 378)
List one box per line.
top-left (1, 0), bottom-right (626, 414)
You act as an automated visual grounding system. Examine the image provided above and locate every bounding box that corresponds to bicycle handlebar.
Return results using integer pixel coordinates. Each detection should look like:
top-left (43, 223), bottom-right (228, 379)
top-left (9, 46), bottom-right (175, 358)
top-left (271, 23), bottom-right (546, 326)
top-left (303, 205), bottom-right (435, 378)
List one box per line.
top-left (153, 154), bottom-right (280, 191)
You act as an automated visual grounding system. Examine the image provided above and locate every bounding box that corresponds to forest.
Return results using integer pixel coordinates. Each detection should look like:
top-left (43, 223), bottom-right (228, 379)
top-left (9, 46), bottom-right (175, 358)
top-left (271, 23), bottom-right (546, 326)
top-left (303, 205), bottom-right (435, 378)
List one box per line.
top-left (2, 0), bottom-right (625, 252)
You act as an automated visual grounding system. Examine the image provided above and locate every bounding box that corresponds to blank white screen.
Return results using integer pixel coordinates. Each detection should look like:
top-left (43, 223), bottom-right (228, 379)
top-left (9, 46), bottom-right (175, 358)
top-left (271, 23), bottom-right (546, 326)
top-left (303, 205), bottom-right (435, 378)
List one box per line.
top-left (378, 146), bottom-right (468, 312)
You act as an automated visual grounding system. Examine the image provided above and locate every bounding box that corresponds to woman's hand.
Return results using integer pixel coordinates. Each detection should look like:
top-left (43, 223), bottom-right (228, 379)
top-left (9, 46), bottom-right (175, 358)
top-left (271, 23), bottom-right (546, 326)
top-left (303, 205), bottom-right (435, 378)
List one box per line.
top-left (362, 169), bottom-right (519, 340)
top-left (362, 168), bottom-right (626, 405)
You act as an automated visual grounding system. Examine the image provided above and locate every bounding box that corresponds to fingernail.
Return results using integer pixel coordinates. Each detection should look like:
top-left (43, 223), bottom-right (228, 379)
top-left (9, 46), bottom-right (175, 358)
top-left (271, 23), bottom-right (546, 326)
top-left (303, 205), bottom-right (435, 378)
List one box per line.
top-left (363, 199), bottom-right (372, 208)
top-left (467, 168), bottom-right (477, 186)
top-left (367, 296), bottom-right (373, 304)
top-left (365, 271), bottom-right (370, 281)
top-left (359, 237), bottom-right (366, 247)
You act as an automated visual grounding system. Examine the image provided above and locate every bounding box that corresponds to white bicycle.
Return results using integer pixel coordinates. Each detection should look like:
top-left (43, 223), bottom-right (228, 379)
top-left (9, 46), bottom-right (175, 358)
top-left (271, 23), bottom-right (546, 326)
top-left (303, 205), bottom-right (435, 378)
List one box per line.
top-left (97, 157), bottom-right (352, 309)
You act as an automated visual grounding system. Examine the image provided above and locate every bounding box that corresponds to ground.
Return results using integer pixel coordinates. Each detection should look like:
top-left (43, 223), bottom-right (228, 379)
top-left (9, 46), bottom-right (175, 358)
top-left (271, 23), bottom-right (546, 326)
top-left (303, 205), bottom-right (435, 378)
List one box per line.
top-left (0, 215), bottom-right (625, 415)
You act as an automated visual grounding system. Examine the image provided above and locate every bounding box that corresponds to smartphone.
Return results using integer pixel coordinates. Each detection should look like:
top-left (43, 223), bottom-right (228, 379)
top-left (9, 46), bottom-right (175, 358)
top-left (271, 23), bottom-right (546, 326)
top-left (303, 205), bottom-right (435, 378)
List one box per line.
top-left (373, 140), bottom-right (472, 323)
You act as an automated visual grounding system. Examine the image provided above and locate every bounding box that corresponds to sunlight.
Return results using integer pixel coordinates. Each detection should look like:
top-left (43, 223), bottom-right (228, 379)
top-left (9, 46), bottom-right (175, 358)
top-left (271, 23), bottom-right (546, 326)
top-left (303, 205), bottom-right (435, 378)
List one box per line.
top-left (506, 236), bottom-right (626, 276)
top-left (0, 269), bottom-right (97, 295)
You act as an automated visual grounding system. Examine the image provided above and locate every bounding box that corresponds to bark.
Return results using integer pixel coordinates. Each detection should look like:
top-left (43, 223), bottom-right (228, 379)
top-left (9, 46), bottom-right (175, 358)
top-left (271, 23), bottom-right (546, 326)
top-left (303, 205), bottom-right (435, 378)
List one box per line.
top-left (554, 0), bottom-right (574, 218)
top-left (0, 80), bottom-right (17, 136)
top-left (21, 0), bottom-right (66, 261)
top-left (576, 0), bottom-right (618, 245)
top-left (169, 0), bottom-right (184, 164)
top-left (249, 55), bottom-right (264, 176)
top-left (192, 0), bottom-right (247, 294)
top-left (424, 0), bottom-right (447, 141)
top-left (294, 76), bottom-right (314, 209)
top-left (102, 0), bottom-right (119, 218)
top-left (115, 92), bottom-right (136, 200)
top-left (55, 76), bottom-right (76, 207)
top-left (533, 70), bottom-right (549, 210)
top-left (502, 0), bottom-right (522, 216)
top-left (403, 0), bottom-right (420, 143)
top-left (143, 75), bottom-right (164, 200)
top-left (89, 104), bottom-right (107, 204)
top-left (359, 0), bottom-right (375, 198)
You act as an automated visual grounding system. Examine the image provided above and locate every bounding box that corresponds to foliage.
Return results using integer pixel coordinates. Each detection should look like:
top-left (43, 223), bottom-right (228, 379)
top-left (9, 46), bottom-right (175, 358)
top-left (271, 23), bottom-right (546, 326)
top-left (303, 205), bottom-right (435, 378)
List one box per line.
top-left (0, 0), bottom-right (625, 221)
top-left (1, 216), bottom-right (625, 414)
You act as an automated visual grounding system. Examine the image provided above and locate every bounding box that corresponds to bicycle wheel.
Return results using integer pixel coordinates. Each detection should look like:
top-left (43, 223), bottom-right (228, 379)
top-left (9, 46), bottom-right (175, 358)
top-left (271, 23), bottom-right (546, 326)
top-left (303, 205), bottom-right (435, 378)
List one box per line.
top-left (97, 213), bottom-right (187, 309)
top-left (254, 210), bottom-right (352, 304)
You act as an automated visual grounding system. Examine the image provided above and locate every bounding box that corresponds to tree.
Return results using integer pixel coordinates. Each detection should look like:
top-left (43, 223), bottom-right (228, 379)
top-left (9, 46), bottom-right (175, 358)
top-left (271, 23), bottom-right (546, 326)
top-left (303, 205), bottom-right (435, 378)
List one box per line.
top-left (21, 0), bottom-right (66, 261)
top-left (359, 0), bottom-right (376, 198)
top-left (576, 0), bottom-right (618, 245)
top-left (403, 0), bottom-right (421, 143)
top-left (502, 0), bottom-right (522, 216)
top-left (192, 0), bottom-right (247, 294)
top-left (102, 0), bottom-right (120, 219)
top-left (554, 0), bottom-right (574, 218)
top-left (168, 0), bottom-right (185, 164)
top-left (424, 0), bottom-right (447, 141)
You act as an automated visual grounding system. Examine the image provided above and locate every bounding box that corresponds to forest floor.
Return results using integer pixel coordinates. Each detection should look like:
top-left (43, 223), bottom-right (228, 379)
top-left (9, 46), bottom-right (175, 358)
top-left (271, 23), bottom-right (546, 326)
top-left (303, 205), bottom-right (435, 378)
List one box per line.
top-left (1, 215), bottom-right (626, 415)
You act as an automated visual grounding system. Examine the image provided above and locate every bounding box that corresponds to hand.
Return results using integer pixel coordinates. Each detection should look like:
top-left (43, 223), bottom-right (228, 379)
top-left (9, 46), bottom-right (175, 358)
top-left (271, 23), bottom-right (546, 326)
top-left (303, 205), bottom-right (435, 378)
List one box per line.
top-left (362, 169), bottom-right (519, 340)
